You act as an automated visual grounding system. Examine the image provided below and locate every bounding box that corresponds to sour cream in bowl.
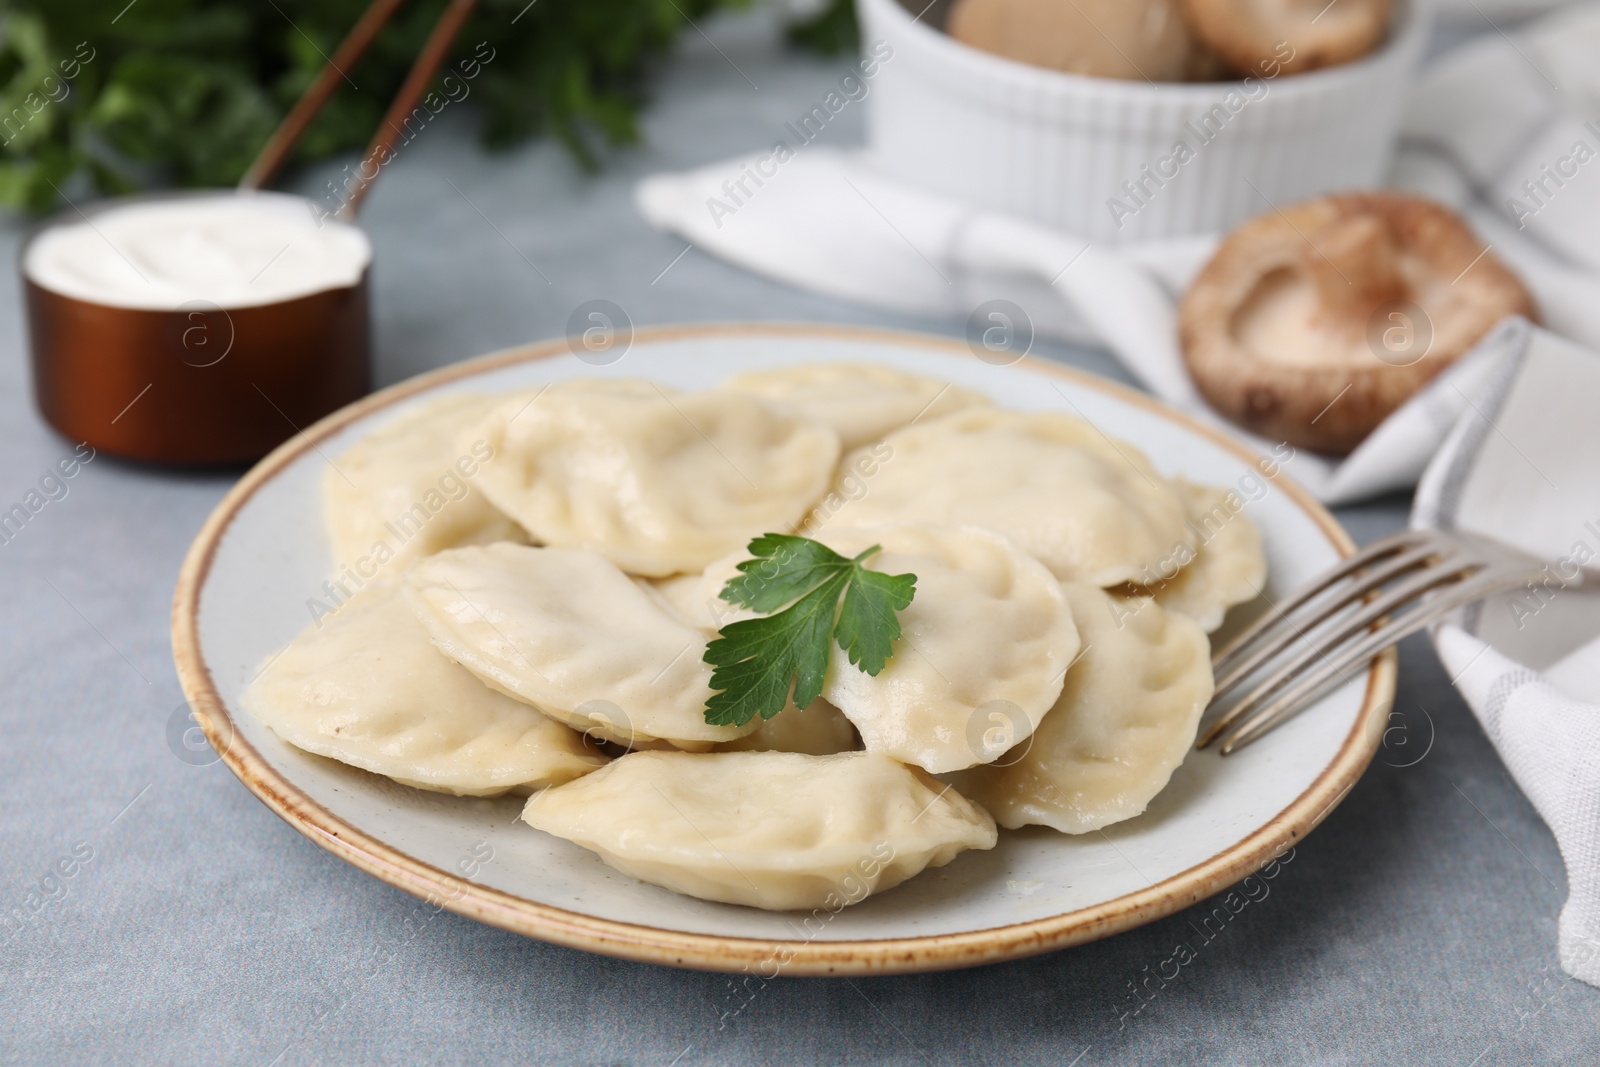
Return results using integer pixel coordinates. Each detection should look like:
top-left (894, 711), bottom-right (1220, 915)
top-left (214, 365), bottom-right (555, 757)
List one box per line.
top-left (24, 192), bottom-right (371, 310)
top-left (23, 190), bottom-right (373, 464)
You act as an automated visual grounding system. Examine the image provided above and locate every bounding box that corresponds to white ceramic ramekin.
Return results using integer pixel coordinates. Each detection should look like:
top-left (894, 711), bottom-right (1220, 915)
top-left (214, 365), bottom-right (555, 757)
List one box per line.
top-left (858, 0), bottom-right (1433, 242)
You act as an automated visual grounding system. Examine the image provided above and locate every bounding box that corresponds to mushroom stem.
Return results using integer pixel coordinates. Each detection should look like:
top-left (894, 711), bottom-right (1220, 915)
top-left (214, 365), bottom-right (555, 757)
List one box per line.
top-left (1300, 214), bottom-right (1410, 334)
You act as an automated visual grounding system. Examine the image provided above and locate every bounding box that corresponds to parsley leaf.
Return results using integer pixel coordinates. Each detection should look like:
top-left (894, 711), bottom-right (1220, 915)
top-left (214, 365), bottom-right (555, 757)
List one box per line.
top-left (719, 534), bottom-right (845, 613)
top-left (703, 534), bottom-right (916, 727)
top-left (835, 568), bottom-right (916, 674)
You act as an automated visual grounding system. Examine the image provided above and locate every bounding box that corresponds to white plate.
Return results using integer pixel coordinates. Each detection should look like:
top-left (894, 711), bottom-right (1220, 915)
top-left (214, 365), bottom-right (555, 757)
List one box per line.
top-left (173, 323), bottom-right (1394, 975)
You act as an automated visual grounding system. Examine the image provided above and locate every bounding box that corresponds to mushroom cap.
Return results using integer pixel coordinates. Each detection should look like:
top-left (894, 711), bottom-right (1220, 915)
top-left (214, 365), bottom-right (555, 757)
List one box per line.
top-left (1178, 0), bottom-right (1394, 76)
top-left (1178, 191), bottom-right (1536, 455)
top-left (948, 0), bottom-right (1203, 82)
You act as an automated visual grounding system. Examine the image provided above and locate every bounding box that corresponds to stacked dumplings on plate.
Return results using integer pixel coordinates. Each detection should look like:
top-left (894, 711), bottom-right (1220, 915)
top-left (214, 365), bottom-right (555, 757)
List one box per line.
top-left (245, 362), bottom-right (1266, 912)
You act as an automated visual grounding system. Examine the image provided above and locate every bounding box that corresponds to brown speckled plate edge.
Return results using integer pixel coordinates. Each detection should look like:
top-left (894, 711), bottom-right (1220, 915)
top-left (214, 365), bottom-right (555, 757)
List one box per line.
top-left (171, 321), bottom-right (1397, 976)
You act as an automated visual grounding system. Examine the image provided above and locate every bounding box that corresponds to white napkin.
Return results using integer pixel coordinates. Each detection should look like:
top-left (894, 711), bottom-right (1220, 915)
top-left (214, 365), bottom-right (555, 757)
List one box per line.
top-left (636, 3), bottom-right (1600, 504)
top-left (1411, 325), bottom-right (1600, 986)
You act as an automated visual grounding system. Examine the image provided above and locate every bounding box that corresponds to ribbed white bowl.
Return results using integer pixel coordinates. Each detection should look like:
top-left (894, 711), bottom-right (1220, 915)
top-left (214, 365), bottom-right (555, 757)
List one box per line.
top-left (859, 0), bottom-right (1432, 242)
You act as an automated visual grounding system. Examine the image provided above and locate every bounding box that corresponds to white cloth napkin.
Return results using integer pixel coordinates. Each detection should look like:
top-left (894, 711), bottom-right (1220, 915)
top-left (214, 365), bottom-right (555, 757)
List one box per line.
top-left (636, 3), bottom-right (1600, 505)
top-left (1411, 325), bottom-right (1600, 986)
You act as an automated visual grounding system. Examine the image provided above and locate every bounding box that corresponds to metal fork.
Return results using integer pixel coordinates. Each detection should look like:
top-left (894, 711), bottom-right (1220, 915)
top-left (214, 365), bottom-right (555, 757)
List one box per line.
top-left (1198, 528), bottom-right (1564, 755)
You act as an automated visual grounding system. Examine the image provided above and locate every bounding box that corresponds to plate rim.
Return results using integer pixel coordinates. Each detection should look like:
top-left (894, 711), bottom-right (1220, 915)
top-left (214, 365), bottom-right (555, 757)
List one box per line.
top-left (171, 321), bottom-right (1397, 976)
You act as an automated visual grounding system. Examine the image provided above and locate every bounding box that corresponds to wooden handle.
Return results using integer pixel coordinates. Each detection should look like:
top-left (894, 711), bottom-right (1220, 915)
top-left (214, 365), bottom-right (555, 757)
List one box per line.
top-left (238, 0), bottom-right (408, 192)
top-left (339, 0), bottom-right (480, 219)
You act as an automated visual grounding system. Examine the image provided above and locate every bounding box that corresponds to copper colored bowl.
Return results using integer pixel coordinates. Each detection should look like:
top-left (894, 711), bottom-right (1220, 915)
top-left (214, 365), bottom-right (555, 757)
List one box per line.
top-left (22, 195), bottom-right (371, 466)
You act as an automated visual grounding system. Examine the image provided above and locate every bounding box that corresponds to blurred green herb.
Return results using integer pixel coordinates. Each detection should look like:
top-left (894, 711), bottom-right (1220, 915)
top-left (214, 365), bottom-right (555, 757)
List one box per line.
top-left (785, 0), bottom-right (858, 55)
top-left (0, 0), bottom-right (796, 214)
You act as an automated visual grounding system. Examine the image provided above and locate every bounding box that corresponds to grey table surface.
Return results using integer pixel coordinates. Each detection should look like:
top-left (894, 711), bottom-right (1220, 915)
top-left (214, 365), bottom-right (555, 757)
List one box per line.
top-left (1, 9), bottom-right (1593, 1066)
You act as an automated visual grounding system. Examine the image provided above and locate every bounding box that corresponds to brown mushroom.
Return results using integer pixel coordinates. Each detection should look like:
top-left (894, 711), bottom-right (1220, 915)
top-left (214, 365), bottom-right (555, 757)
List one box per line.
top-left (1178, 192), bottom-right (1536, 455)
top-left (1178, 0), bottom-right (1393, 76)
top-left (948, 0), bottom-right (1204, 82)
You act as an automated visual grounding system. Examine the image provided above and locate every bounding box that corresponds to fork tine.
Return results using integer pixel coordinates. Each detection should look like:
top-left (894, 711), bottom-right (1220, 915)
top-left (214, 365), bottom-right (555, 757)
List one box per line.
top-left (1216, 566), bottom-right (1538, 752)
top-left (1196, 556), bottom-right (1486, 749)
top-left (1210, 541), bottom-right (1445, 700)
top-left (1211, 530), bottom-right (1433, 675)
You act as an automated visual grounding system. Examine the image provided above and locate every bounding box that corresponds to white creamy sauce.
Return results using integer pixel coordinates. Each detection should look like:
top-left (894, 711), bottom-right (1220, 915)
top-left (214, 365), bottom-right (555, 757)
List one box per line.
top-left (24, 192), bottom-right (371, 310)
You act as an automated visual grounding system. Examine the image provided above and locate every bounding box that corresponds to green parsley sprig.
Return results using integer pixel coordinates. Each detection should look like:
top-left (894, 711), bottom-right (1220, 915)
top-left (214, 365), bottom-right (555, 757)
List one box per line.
top-left (702, 534), bottom-right (916, 727)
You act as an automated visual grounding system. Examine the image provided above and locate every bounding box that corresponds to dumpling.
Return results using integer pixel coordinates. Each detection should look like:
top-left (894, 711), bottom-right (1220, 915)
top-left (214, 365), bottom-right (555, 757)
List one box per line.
top-left (818, 409), bottom-right (1193, 587)
top-left (815, 524), bottom-right (1079, 773)
top-left (322, 392), bottom-right (526, 581)
top-left (717, 698), bottom-right (860, 756)
top-left (242, 585), bottom-right (604, 797)
top-left (642, 571), bottom-right (728, 633)
top-left (521, 751), bottom-right (997, 910)
top-left (1121, 479), bottom-right (1266, 633)
top-left (467, 381), bottom-right (841, 576)
top-left (721, 362), bottom-right (992, 450)
top-left (641, 550), bottom-right (755, 634)
top-left (404, 543), bottom-right (757, 750)
top-left (652, 524), bottom-right (1075, 771)
top-left (956, 582), bottom-right (1213, 833)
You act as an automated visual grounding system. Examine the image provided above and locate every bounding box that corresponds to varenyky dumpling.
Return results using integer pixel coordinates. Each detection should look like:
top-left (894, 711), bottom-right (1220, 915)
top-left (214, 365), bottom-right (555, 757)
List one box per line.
top-left (641, 550), bottom-right (757, 633)
top-left (818, 409), bottom-right (1193, 587)
top-left (404, 543), bottom-right (757, 749)
top-left (717, 697), bottom-right (861, 756)
top-left (1121, 479), bottom-right (1266, 633)
top-left (641, 570), bottom-right (733, 634)
top-left (957, 582), bottom-right (1213, 833)
top-left (522, 751), bottom-right (997, 910)
top-left (720, 362), bottom-right (993, 450)
top-left (466, 379), bottom-right (840, 576)
top-left (606, 578), bottom-right (862, 755)
top-left (819, 524), bottom-right (1078, 773)
top-left (242, 585), bottom-right (604, 797)
top-left (322, 392), bottom-right (526, 582)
